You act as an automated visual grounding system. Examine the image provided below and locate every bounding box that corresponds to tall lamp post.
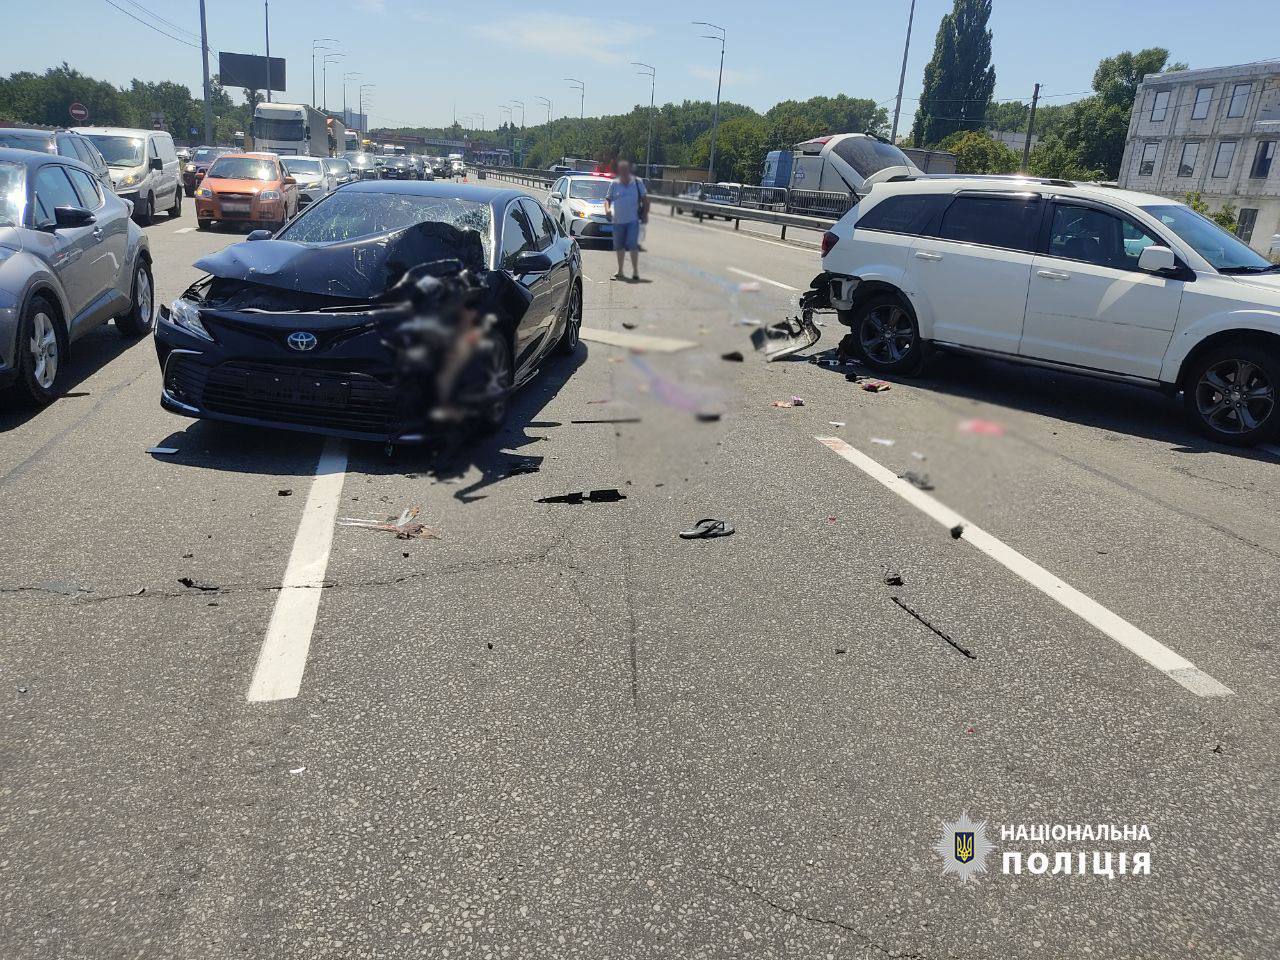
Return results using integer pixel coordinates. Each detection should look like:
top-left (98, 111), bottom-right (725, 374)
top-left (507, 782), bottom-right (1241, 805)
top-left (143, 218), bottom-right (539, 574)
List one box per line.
top-left (358, 84), bottom-right (375, 139)
top-left (564, 78), bottom-right (585, 157)
top-left (321, 53), bottom-right (344, 112)
top-left (693, 21), bottom-right (726, 180)
top-left (498, 104), bottom-right (513, 162)
top-left (511, 99), bottom-right (525, 164)
top-left (890, 0), bottom-right (917, 143)
top-left (632, 61), bottom-right (656, 177)
top-left (535, 96), bottom-right (552, 125)
top-left (343, 72), bottom-right (362, 123)
top-left (311, 39), bottom-right (338, 108)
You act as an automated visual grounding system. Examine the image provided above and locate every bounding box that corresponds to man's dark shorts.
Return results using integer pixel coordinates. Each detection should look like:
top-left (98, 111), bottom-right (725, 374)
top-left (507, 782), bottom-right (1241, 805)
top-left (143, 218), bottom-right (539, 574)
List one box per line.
top-left (612, 220), bottom-right (640, 251)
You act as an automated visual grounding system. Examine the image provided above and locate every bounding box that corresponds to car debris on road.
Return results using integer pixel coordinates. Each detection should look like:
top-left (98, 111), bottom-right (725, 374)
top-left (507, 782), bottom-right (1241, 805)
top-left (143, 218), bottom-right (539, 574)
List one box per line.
top-left (338, 505), bottom-right (439, 539)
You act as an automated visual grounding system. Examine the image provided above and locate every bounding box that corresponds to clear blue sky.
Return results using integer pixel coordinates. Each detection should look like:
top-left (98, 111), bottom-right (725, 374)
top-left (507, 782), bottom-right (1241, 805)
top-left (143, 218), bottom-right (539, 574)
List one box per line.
top-left (7, 0), bottom-right (1278, 131)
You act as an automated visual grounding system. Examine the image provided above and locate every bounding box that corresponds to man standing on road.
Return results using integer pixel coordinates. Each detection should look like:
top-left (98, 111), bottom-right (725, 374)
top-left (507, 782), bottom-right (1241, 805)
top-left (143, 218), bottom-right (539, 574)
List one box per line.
top-left (605, 160), bottom-right (649, 282)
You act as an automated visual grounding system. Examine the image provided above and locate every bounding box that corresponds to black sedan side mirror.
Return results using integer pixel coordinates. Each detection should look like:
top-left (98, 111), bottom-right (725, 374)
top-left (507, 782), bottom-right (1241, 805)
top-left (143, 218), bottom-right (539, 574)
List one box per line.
top-left (513, 250), bottom-right (553, 274)
top-left (52, 205), bottom-right (96, 228)
top-left (149, 157), bottom-right (164, 171)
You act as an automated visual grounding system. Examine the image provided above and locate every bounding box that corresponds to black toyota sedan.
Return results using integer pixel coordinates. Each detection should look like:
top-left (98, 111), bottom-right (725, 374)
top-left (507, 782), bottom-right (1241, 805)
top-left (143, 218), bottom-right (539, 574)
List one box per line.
top-left (154, 181), bottom-right (582, 443)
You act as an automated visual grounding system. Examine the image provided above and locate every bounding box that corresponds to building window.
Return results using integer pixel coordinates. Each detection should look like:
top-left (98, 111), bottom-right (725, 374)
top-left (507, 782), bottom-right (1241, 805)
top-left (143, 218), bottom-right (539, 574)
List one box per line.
top-left (1251, 141), bottom-right (1275, 179)
top-left (1191, 86), bottom-right (1213, 120)
top-left (1150, 90), bottom-right (1170, 122)
top-left (1227, 83), bottom-right (1252, 118)
top-left (1178, 141), bottom-right (1200, 177)
top-left (1212, 141), bottom-right (1237, 178)
top-left (1236, 208), bottom-right (1258, 244)
top-left (1138, 142), bottom-right (1159, 176)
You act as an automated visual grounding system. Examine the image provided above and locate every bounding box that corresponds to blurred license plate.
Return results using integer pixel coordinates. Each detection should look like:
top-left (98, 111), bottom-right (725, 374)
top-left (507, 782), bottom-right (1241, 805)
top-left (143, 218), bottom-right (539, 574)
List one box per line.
top-left (247, 375), bottom-right (348, 406)
top-left (220, 202), bottom-right (250, 213)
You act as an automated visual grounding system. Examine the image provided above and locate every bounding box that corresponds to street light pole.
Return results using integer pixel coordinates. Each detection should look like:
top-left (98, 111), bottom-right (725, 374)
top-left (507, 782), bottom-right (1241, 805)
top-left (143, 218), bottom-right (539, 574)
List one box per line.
top-left (343, 73), bottom-right (362, 123)
top-left (536, 96), bottom-right (552, 125)
top-left (693, 22), bottom-right (726, 180)
top-left (199, 0), bottom-right (214, 144)
top-left (321, 54), bottom-right (343, 112)
top-left (565, 78), bottom-right (584, 156)
top-left (889, 0), bottom-right (917, 143)
top-left (264, 1), bottom-right (272, 102)
top-left (311, 39), bottom-right (338, 108)
top-left (633, 62), bottom-right (656, 177)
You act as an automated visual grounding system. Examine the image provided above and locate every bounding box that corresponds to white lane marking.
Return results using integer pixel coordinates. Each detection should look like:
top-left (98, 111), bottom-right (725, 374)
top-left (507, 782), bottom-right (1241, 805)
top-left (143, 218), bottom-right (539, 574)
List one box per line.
top-left (728, 267), bottom-right (799, 291)
top-left (173, 226), bottom-right (196, 234)
top-left (247, 438), bottom-right (349, 703)
top-left (816, 436), bottom-right (1233, 698)
top-left (580, 327), bottom-right (696, 353)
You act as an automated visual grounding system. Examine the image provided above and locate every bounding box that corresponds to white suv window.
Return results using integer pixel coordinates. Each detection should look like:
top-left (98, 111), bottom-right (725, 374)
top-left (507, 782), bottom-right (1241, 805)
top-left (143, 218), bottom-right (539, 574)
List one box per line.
top-left (934, 194), bottom-right (1042, 252)
top-left (1047, 204), bottom-right (1159, 271)
top-left (856, 194), bottom-right (946, 235)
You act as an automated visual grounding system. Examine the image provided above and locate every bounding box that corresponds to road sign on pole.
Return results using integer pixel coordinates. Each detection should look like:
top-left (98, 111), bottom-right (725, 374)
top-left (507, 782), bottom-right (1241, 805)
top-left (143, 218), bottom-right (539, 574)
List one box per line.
top-left (68, 102), bottom-right (89, 123)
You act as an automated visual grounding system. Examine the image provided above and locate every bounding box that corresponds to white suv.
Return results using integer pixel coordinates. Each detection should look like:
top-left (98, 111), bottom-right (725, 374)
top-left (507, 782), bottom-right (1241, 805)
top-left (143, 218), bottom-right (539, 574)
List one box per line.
top-left (814, 175), bottom-right (1280, 446)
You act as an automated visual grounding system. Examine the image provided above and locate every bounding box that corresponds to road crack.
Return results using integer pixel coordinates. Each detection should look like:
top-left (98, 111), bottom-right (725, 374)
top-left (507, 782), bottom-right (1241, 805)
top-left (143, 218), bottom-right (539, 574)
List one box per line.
top-left (719, 874), bottom-right (929, 959)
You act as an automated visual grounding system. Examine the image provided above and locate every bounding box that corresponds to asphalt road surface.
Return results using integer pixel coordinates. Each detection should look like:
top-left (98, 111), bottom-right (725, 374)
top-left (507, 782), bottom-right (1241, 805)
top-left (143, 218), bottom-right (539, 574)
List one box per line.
top-left (2, 177), bottom-right (1278, 959)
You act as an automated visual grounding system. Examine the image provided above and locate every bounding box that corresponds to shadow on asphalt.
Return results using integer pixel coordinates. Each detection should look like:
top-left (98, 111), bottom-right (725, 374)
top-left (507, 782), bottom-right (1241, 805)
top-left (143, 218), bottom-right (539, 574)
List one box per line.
top-left (799, 344), bottom-right (1279, 464)
top-left (146, 345), bottom-right (589, 489)
top-left (0, 325), bottom-right (136, 433)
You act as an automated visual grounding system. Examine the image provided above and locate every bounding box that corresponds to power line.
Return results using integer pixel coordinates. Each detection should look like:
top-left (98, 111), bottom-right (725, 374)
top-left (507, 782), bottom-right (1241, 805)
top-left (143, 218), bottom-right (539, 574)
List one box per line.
top-left (100, 0), bottom-right (203, 50)
top-left (118, 0), bottom-right (203, 45)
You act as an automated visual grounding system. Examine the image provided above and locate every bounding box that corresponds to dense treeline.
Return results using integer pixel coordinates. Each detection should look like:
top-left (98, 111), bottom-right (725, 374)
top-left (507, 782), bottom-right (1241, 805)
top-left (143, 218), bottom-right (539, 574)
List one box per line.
top-left (0, 63), bottom-right (259, 146)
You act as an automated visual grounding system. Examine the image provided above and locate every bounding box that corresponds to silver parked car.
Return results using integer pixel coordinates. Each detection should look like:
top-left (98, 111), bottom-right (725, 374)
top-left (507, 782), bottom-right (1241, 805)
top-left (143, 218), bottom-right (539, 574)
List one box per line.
top-left (281, 156), bottom-right (337, 209)
top-left (0, 149), bottom-right (153, 406)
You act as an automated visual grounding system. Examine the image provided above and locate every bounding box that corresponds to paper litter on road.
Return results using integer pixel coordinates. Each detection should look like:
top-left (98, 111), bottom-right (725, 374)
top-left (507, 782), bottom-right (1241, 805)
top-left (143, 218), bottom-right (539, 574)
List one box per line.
top-left (871, 437), bottom-right (896, 446)
top-left (958, 418), bottom-right (1006, 436)
top-left (338, 505), bottom-right (439, 540)
top-left (772, 396), bottom-right (806, 408)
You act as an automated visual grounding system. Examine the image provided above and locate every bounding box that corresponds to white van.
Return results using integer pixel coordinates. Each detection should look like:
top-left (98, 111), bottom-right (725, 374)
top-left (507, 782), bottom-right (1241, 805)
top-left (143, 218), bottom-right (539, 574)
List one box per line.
top-left (73, 127), bottom-right (182, 225)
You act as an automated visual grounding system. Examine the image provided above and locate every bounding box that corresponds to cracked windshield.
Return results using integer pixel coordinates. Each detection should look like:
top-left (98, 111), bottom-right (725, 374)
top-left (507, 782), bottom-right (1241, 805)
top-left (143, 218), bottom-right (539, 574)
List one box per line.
top-left (1, 1), bottom-right (1278, 958)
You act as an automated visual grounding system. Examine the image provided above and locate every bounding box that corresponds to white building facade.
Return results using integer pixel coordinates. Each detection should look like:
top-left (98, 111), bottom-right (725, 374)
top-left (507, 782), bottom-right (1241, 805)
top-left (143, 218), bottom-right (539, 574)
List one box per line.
top-left (1119, 61), bottom-right (1280, 254)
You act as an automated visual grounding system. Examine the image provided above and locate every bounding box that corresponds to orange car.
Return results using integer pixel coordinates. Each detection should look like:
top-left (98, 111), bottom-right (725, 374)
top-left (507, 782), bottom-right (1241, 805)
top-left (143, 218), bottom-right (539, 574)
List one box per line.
top-left (194, 151), bottom-right (299, 231)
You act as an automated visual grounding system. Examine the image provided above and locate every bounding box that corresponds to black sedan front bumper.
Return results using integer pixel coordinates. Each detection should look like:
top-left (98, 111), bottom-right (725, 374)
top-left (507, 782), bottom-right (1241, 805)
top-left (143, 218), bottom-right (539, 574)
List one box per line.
top-left (155, 309), bottom-right (431, 443)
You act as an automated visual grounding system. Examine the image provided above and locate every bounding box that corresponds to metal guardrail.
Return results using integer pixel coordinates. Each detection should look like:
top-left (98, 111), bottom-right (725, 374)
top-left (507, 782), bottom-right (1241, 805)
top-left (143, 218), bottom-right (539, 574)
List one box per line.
top-left (476, 166), bottom-right (839, 240)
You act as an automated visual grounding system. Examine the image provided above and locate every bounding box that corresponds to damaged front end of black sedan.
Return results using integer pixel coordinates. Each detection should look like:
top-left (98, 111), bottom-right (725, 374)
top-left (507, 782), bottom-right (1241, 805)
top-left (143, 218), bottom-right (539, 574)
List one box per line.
top-left (155, 221), bottom-right (532, 443)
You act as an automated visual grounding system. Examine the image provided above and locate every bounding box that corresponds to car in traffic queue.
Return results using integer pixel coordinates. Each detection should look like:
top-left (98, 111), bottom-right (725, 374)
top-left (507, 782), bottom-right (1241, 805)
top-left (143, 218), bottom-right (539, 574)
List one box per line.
top-left (546, 173), bottom-right (616, 242)
top-left (450, 158), bottom-right (466, 178)
top-left (74, 126), bottom-right (182, 225)
top-left (327, 156), bottom-right (356, 186)
top-left (380, 155), bottom-right (417, 180)
top-left (154, 181), bottom-right (582, 443)
top-left (814, 174), bottom-right (1280, 446)
top-left (345, 151), bottom-right (380, 180)
top-left (281, 156), bottom-right (337, 209)
top-left (0, 148), bottom-right (153, 406)
top-left (194, 152), bottom-right (299, 231)
top-left (0, 127), bottom-right (114, 195)
top-left (181, 146), bottom-right (230, 196)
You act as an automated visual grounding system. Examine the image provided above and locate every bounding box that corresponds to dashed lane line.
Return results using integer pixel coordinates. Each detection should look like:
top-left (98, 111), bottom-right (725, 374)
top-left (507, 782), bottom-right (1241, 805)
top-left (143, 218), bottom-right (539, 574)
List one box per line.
top-left (173, 226), bottom-right (196, 234)
top-left (816, 436), bottom-right (1234, 699)
top-left (579, 327), bottom-right (696, 353)
top-left (728, 267), bottom-right (799, 291)
top-left (247, 438), bottom-right (348, 703)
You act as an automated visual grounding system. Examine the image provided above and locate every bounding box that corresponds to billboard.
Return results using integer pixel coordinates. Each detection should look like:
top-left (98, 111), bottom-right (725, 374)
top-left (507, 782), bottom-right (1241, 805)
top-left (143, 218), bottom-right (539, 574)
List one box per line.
top-left (218, 52), bottom-right (286, 92)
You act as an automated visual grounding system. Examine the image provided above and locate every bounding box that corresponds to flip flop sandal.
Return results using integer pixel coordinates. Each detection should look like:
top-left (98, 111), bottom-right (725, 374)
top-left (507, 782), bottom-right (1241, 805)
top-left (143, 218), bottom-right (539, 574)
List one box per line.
top-left (679, 518), bottom-right (735, 539)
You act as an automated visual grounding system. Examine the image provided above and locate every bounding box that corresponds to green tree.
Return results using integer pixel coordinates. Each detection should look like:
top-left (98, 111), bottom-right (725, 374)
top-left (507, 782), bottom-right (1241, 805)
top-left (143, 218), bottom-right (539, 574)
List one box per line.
top-left (1052, 47), bottom-right (1174, 179)
top-left (1027, 139), bottom-right (1104, 181)
top-left (911, 0), bottom-right (996, 147)
top-left (937, 129), bottom-right (1019, 173)
top-left (691, 114), bottom-right (769, 182)
top-left (1184, 191), bottom-right (1238, 231)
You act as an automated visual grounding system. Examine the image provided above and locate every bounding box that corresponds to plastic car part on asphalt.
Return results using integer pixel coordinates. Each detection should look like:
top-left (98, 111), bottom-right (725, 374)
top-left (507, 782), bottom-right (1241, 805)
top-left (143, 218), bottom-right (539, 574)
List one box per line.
top-left (337, 505), bottom-right (439, 540)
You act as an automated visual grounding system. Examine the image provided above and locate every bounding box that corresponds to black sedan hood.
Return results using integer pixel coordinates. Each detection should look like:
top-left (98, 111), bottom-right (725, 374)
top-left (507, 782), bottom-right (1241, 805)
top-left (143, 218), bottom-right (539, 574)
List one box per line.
top-left (193, 221), bottom-right (487, 301)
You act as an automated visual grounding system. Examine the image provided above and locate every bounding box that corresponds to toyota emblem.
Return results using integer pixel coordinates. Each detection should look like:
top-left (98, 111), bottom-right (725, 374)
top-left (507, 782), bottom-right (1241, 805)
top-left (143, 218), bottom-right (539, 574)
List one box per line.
top-left (287, 331), bottom-right (318, 351)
